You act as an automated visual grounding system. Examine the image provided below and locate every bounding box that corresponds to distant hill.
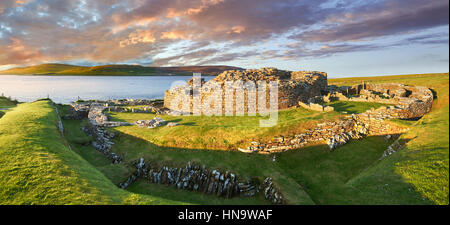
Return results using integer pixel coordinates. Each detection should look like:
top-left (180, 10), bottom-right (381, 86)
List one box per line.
top-left (0, 63), bottom-right (244, 76)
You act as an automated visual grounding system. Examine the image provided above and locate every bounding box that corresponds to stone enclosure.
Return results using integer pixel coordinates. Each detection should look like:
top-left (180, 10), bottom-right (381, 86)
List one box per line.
top-left (238, 78), bottom-right (434, 154)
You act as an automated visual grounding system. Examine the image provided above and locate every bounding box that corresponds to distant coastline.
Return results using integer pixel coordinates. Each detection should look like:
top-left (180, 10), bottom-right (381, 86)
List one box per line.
top-left (0, 63), bottom-right (244, 76)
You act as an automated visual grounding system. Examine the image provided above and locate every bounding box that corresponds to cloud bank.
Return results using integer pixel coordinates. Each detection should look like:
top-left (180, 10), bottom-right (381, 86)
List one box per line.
top-left (0, 0), bottom-right (448, 67)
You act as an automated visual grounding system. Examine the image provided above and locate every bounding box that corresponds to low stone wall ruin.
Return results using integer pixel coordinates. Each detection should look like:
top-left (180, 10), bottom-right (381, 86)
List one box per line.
top-left (119, 158), bottom-right (284, 204)
top-left (238, 80), bottom-right (433, 154)
top-left (119, 159), bottom-right (259, 198)
top-left (326, 83), bottom-right (433, 119)
top-left (83, 103), bottom-right (132, 163)
top-left (239, 105), bottom-right (410, 154)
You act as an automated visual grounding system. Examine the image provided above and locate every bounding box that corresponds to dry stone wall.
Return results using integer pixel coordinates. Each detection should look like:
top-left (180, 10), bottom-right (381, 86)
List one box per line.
top-left (119, 158), bottom-right (260, 199)
top-left (263, 177), bottom-right (284, 204)
top-left (83, 103), bottom-right (132, 163)
top-left (239, 80), bottom-right (433, 154)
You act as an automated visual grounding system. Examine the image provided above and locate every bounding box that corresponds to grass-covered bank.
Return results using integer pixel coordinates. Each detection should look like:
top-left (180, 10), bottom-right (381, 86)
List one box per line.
top-left (0, 100), bottom-right (184, 204)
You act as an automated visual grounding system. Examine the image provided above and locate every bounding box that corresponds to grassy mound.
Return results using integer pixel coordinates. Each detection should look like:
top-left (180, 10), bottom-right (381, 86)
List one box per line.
top-left (0, 100), bottom-right (183, 204)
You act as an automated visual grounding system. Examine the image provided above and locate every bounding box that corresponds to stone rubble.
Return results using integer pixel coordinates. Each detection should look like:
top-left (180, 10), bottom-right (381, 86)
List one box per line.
top-left (83, 103), bottom-right (131, 164)
top-left (135, 117), bottom-right (167, 128)
top-left (63, 102), bottom-right (90, 119)
top-left (298, 101), bottom-right (334, 112)
top-left (64, 99), bottom-right (170, 163)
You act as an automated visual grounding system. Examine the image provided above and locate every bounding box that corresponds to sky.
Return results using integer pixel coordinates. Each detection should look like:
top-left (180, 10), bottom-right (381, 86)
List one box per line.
top-left (0, 0), bottom-right (448, 77)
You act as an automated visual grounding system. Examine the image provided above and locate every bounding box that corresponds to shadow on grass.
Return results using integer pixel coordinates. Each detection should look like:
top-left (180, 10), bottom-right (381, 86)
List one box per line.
top-left (326, 102), bottom-right (359, 114)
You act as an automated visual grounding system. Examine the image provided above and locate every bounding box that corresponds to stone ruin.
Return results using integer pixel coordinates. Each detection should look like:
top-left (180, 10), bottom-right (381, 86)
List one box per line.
top-left (119, 158), bottom-right (284, 203)
top-left (238, 80), bottom-right (433, 154)
top-left (83, 103), bottom-right (131, 164)
top-left (325, 82), bottom-right (433, 119)
top-left (164, 67), bottom-right (328, 114)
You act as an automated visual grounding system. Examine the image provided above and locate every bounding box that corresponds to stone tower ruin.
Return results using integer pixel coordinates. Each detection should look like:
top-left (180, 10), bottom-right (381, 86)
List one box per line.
top-left (163, 67), bottom-right (328, 115)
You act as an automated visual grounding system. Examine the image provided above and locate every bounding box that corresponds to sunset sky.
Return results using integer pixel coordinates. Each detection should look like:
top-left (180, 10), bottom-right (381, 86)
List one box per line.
top-left (0, 0), bottom-right (448, 77)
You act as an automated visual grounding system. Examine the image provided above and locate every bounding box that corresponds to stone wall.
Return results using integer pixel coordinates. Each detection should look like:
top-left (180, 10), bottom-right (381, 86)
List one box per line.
top-left (119, 158), bottom-right (260, 199)
top-left (164, 68), bottom-right (328, 114)
top-left (239, 108), bottom-right (410, 154)
top-left (236, 82), bottom-right (432, 154)
top-left (82, 103), bottom-right (132, 163)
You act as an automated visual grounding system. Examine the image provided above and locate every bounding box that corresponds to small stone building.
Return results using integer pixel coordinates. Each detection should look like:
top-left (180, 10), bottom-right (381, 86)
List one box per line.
top-left (164, 67), bottom-right (328, 115)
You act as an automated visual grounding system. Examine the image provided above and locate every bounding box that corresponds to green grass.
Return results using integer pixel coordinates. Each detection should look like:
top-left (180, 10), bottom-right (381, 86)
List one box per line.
top-left (0, 100), bottom-right (185, 204)
top-left (325, 101), bottom-right (391, 114)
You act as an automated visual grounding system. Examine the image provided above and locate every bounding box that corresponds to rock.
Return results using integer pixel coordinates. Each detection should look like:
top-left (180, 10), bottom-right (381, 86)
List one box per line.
top-left (324, 106), bottom-right (334, 112)
top-left (135, 117), bottom-right (167, 128)
top-left (166, 122), bottom-right (179, 127)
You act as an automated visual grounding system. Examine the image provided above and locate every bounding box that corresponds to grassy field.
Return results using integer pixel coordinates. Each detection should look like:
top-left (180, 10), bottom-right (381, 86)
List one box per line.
top-left (0, 73), bottom-right (447, 205)
top-left (0, 100), bottom-right (186, 204)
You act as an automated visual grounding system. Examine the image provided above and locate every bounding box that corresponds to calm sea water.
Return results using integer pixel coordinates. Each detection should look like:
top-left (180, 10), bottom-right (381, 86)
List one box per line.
top-left (0, 75), bottom-right (213, 104)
